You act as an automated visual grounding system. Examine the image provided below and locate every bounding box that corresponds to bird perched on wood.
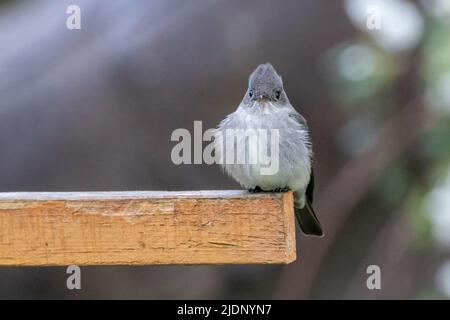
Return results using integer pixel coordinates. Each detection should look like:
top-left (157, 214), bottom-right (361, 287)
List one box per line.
top-left (215, 63), bottom-right (323, 236)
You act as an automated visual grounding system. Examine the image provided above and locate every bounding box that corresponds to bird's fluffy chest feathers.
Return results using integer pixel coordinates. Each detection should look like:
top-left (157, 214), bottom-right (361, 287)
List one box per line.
top-left (217, 103), bottom-right (312, 191)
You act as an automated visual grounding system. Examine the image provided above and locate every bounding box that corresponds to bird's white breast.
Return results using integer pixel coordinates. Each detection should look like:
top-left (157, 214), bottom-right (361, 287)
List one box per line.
top-left (216, 102), bottom-right (312, 193)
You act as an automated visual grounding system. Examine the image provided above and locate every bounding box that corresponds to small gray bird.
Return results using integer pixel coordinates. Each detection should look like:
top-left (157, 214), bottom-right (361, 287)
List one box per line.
top-left (216, 63), bottom-right (323, 236)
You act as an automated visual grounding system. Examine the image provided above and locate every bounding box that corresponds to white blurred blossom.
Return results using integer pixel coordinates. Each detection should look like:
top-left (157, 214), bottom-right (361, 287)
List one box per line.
top-left (436, 260), bottom-right (450, 297)
top-left (338, 44), bottom-right (376, 81)
top-left (345, 0), bottom-right (424, 53)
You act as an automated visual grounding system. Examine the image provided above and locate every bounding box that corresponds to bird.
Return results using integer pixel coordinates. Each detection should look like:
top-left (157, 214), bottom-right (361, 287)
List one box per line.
top-left (215, 63), bottom-right (323, 236)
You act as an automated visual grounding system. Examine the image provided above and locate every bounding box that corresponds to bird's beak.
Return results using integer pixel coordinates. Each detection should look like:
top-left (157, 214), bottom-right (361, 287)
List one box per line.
top-left (255, 94), bottom-right (270, 102)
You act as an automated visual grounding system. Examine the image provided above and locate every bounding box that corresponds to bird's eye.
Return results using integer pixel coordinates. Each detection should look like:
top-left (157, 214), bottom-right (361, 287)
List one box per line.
top-left (249, 90), bottom-right (254, 98)
top-left (274, 90), bottom-right (281, 100)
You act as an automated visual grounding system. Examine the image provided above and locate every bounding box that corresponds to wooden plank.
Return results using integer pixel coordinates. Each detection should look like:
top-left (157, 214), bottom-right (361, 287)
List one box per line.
top-left (0, 191), bottom-right (296, 266)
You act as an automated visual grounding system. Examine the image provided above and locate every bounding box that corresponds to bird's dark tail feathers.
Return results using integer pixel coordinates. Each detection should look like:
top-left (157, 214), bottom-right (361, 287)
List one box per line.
top-left (294, 198), bottom-right (324, 237)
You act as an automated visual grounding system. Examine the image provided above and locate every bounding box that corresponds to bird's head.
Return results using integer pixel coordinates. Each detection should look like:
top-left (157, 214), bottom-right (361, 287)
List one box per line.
top-left (244, 63), bottom-right (287, 105)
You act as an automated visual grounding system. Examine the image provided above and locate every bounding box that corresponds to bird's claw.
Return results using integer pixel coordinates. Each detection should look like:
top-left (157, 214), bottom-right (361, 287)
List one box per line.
top-left (272, 187), bottom-right (290, 193)
top-left (248, 186), bottom-right (290, 193)
top-left (248, 186), bottom-right (263, 193)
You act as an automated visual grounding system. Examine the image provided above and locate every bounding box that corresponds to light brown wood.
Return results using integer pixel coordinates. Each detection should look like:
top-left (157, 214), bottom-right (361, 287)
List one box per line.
top-left (0, 190), bottom-right (296, 266)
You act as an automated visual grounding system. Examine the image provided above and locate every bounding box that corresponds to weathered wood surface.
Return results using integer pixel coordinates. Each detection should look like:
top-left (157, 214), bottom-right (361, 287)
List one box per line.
top-left (0, 191), bottom-right (296, 266)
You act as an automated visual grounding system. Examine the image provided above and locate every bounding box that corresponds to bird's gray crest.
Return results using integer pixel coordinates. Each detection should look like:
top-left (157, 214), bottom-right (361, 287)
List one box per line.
top-left (248, 63), bottom-right (283, 92)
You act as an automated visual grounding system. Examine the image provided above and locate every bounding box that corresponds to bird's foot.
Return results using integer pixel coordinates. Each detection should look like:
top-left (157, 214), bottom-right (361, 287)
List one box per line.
top-left (248, 186), bottom-right (263, 193)
top-left (248, 186), bottom-right (290, 193)
top-left (271, 187), bottom-right (290, 193)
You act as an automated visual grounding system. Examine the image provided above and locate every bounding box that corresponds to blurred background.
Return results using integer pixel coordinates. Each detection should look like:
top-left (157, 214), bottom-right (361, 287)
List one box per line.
top-left (0, 0), bottom-right (449, 299)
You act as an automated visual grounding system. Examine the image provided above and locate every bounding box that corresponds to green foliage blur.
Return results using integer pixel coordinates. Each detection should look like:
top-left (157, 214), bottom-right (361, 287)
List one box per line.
top-left (325, 0), bottom-right (450, 298)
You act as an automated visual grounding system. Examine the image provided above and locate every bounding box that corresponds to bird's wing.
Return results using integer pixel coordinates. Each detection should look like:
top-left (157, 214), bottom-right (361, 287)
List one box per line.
top-left (288, 111), bottom-right (308, 128)
top-left (289, 111), bottom-right (314, 203)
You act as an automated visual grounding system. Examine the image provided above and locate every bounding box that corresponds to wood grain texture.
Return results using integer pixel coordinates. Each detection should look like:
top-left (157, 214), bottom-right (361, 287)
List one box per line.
top-left (0, 190), bottom-right (296, 266)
